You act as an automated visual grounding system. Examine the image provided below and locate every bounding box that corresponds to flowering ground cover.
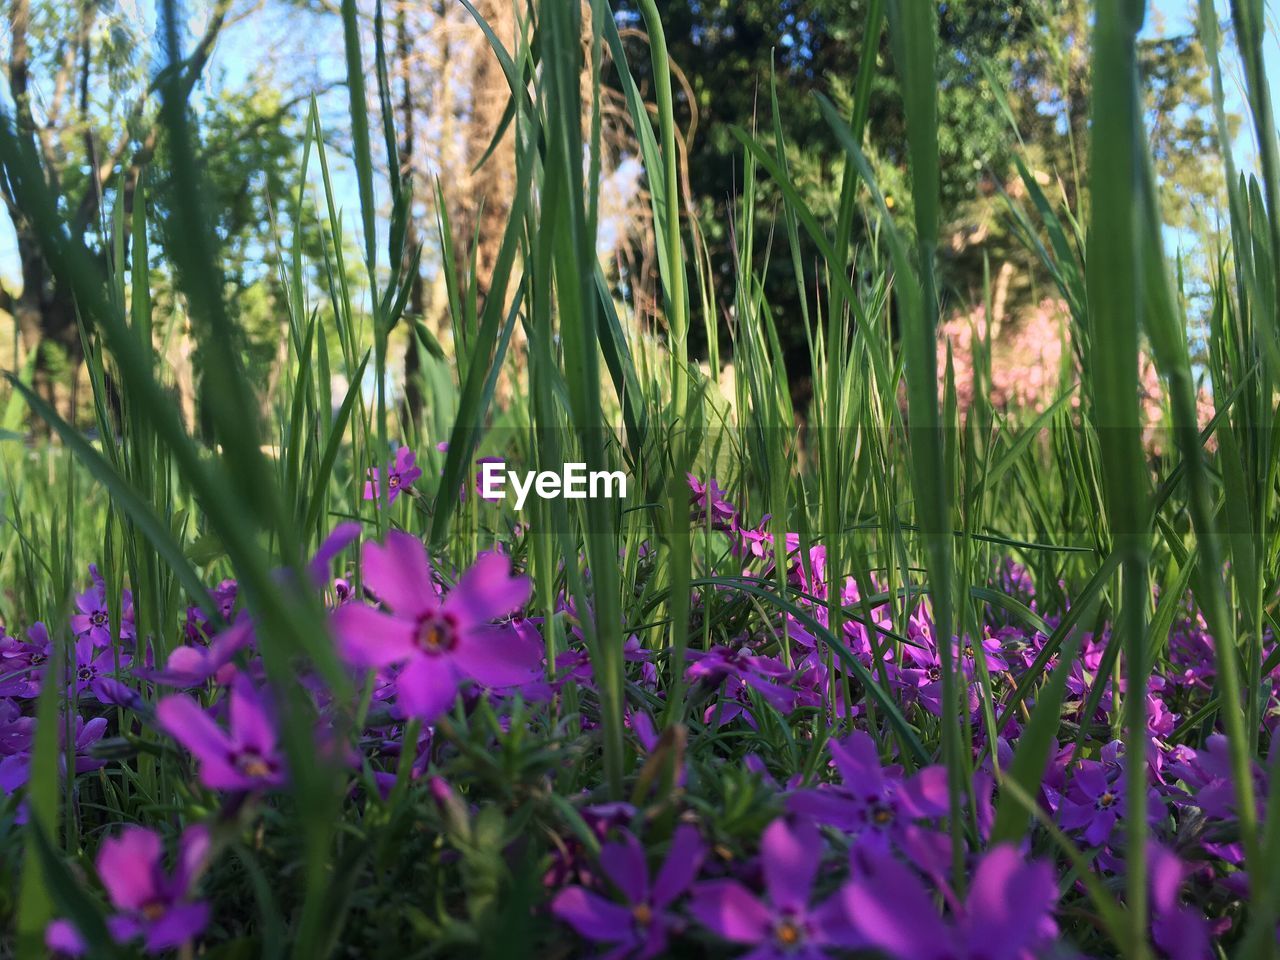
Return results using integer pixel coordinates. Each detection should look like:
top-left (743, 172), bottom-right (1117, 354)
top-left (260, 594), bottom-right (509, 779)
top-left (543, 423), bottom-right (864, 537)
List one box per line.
top-left (1, 1), bottom-right (1279, 959)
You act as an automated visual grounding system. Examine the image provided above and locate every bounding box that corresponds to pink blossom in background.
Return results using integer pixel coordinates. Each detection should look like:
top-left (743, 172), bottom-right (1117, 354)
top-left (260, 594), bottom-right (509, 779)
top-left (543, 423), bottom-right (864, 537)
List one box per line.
top-left (938, 297), bottom-right (1217, 453)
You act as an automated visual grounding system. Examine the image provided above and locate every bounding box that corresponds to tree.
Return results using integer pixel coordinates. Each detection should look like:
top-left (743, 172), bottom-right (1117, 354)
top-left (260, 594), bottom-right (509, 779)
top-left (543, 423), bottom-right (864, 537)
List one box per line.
top-left (381, 0), bottom-right (642, 421)
top-left (1, 0), bottom-right (234, 416)
top-left (607, 0), bottom-right (1229, 396)
top-left (1, 0), bottom-right (327, 428)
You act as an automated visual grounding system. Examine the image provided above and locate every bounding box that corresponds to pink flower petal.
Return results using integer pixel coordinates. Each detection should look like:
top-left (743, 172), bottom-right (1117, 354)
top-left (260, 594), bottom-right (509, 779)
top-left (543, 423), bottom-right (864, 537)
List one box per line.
top-left (361, 531), bottom-right (438, 615)
top-left (452, 625), bottom-right (541, 688)
top-left (395, 657), bottom-right (461, 721)
top-left (156, 696), bottom-right (232, 769)
top-left (449, 552), bottom-right (531, 625)
top-left (96, 827), bottom-right (162, 912)
top-left (331, 604), bottom-right (418, 669)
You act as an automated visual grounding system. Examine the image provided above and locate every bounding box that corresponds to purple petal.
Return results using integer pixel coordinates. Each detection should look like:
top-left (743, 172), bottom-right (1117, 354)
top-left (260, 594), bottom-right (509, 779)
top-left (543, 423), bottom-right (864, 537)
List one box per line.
top-left (1153, 904), bottom-right (1212, 960)
top-left (452, 625), bottom-right (542, 687)
top-left (786, 789), bottom-right (858, 831)
top-left (551, 887), bottom-right (636, 943)
top-left (630, 711), bottom-right (660, 753)
top-left (207, 619), bottom-right (254, 664)
top-left (143, 901), bottom-right (210, 951)
top-left (600, 831), bottom-right (649, 904)
top-left (96, 827), bottom-right (163, 911)
top-left (687, 880), bottom-right (772, 944)
top-left (174, 825), bottom-right (211, 894)
top-left (76, 717), bottom-right (109, 751)
top-left (652, 824), bottom-right (705, 907)
top-left (395, 657), bottom-right (461, 721)
top-left (331, 604), bottom-right (418, 669)
top-left (156, 696), bottom-right (232, 770)
top-left (229, 676), bottom-right (277, 755)
top-left (846, 856), bottom-right (950, 959)
top-left (308, 522), bottom-right (362, 588)
top-left (761, 817), bottom-right (819, 913)
top-left (1055, 797), bottom-right (1091, 830)
top-left (0, 754), bottom-right (30, 793)
top-left (1083, 809), bottom-right (1115, 847)
top-left (362, 531), bottom-right (437, 616)
top-left (1147, 841), bottom-right (1185, 913)
top-left (150, 645), bottom-right (216, 687)
top-left (897, 765), bottom-right (950, 817)
top-left (90, 677), bottom-right (141, 709)
top-left (1073, 764), bottom-right (1110, 797)
top-left (106, 913), bottom-right (143, 944)
top-left (449, 552), bottom-right (532, 625)
top-left (808, 888), bottom-right (865, 948)
top-left (960, 846), bottom-right (1056, 960)
top-left (830, 731), bottom-right (884, 794)
top-left (46, 919), bottom-right (86, 957)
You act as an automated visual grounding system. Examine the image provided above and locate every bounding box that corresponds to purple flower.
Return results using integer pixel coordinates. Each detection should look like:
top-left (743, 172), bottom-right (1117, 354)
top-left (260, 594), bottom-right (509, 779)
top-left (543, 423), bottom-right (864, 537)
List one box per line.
top-left (1165, 734), bottom-right (1264, 824)
top-left (46, 824), bottom-right (211, 956)
top-left (146, 619), bottom-right (254, 688)
top-left (1148, 842), bottom-right (1211, 960)
top-left (0, 623), bottom-right (52, 698)
top-left (184, 579), bottom-right (239, 643)
top-left (787, 732), bottom-right (949, 855)
top-left (552, 825), bottom-right (705, 958)
top-left (307, 521), bottom-right (363, 590)
top-left (70, 568), bottom-right (135, 648)
top-left (687, 645), bottom-right (790, 687)
top-left (1057, 760), bottom-right (1127, 846)
top-left (70, 637), bottom-right (131, 698)
top-left (331, 532), bottom-right (540, 721)
top-left (364, 447), bottom-right (421, 504)
top-left (687, 645), bottom-right (796, 726)
top-left (687, 818), bottom-right (862, 958)
top-left (706, 673), bottom-right (798, 729)
top-left (1, 713), bottom-right (108, 815)
top-left (846, 845), bottom-right (1057, 960)
top-left (687, 474), bottom-right (739, 528)
top-left (156, 672), bottom-right (286, 791)
top-left (92, 676), bottom-right (145, 711)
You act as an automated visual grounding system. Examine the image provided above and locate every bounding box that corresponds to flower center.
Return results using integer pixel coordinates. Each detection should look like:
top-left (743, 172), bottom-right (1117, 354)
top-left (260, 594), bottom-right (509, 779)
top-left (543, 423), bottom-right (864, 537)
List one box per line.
top-left (870, 802), bottom-right (895, 826)
top-left (415, 612), bottom-right (459, 655)
top-left (1096, 790), bottom-right (1117, 810)
top-left (235, 749), bottom-right (272, 778)
top-left (926, 665), bottom-right (940, 682)
top-left (631, 903), bottom-right (652, 927)
top-left (91, 611), bottom-right (108, 627)
top-left (388, 474), bottom-right (401, 489)
top-left (141, 900), bottom-right (167, 921)
top-left (78, 667), bottom-right (93, 682)
top-left (774, 919), bottom-right (802, 947)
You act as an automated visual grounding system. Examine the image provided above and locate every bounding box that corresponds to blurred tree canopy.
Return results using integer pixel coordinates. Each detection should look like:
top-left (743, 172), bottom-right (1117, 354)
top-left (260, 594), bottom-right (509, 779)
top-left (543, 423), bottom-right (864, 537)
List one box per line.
top-left (610, 0), bottom-right (1228, 396)
top-left (0, 0), bottom-right (331, 426)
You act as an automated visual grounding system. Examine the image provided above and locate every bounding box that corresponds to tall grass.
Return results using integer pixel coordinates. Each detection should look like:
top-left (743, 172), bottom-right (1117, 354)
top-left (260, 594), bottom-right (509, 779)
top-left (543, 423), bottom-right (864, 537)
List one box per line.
top-left (0, 0), bottom-right (1277, 956)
